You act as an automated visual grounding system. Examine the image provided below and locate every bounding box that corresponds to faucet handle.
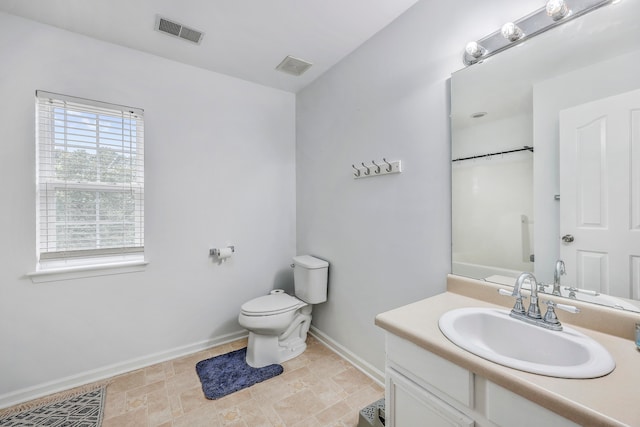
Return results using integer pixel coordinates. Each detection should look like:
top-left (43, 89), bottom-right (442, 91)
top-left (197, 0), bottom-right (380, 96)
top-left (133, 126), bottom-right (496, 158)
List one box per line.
top-left (498, 288), bottom-right (511, 297)
top-left (498, 288), bottom-right (526, 315)
top-left (563, 286), bottom-right (599, 296)
top-left (542, 300), bottom-right (580, 330)
top-left (498, 288), bottom-right (528, 298)
top-left (543, 300), bottom-right (561, 326)
top-left (554, 302), bottom-right (580, 314)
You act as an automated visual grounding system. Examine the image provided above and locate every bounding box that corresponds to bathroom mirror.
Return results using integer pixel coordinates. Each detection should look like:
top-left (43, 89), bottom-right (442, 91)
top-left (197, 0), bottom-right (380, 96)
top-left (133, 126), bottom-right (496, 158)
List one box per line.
top-left (451, 0), bottom-right (640, 312)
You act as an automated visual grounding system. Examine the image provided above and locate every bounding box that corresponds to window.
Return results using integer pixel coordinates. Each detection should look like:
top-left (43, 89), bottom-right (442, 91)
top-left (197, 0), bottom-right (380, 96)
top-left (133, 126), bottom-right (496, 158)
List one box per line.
top-left (36, 91), bottom-right (144, 267)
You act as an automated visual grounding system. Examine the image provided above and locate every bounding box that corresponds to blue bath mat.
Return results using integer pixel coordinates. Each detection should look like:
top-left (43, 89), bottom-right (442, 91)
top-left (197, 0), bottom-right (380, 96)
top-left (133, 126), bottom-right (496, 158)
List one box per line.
top-left (196, 347), bottom-right (283, 399)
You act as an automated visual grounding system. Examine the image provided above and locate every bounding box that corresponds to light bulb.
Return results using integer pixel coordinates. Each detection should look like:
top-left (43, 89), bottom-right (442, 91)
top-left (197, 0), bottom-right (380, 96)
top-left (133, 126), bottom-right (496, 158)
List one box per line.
top-left (465, 41), bottom-right (486, 58)
top-left (501, 22), bottom-right (524, 41)
top-left (546, 0), bottom-right (570, 20)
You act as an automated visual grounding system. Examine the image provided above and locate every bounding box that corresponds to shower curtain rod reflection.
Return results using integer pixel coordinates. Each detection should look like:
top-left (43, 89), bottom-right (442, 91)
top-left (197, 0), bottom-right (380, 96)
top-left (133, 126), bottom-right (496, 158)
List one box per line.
top-left (452, 146), bottom-right (533, 163)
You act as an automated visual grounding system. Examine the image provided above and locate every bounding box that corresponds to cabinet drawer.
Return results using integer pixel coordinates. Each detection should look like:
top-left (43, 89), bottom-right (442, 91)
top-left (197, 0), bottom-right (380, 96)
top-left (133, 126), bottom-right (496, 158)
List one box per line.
top-left (386, 333), bottom-right (473, 407)
top-left (481, 379), bottom-right (579, 427)
top-left (388, 368), bottom-right (474, 427)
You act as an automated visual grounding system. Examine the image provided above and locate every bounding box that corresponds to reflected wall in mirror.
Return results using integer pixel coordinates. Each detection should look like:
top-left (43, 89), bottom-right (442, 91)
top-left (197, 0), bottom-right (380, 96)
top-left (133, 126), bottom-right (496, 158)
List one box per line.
top-left (451, 0), bottom-right (640, 312)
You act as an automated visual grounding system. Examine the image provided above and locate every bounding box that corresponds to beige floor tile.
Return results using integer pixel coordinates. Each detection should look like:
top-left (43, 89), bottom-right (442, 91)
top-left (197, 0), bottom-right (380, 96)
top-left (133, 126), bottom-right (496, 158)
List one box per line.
top-left (344, 384), bottom-right (384, 412)
top-left (281, 354), bottom-right (310, 371)
top-left (9, 336), bottom-right (381, 427)
top-left (249, 377), bottom-right (295, 406)
top-left (165, 370), bottom-right (200, 395)
top-left (273, 389), bottom-right (326, 426)
top-left (180, 385), bottom-right (210, 414)
top-left (292, 415), bottom-right (323, 426)
top-left (229, 338), bottom-right (248, 349)
top-left (144, 363), bottom-right (168, 384)
top-left (338, 409), bottom-right (360, 426)
top-left (167, 391), bottom-right (184, 418)
top-left (315, 401), bottom-right (353, 425)
top-left (313, 379), bottom-right (351, 408)
top-left (108, 370), bottom-right (146, 393)
top-left (331, 367), bottom-right (373, 395)
top-left (126, 379), bottom-right (165, 399)
top-left (147, 389), bottom-right (173, 426)
top-left (101, 407), bottom-right (148, 427)
top-left (218, 386), bottom-right (253, 405)
top-left (173, 352), bottom-right (208, 375)
top-left (102, 389), bottom-right (126, 419)
top-left (173, 403), bottom-right (223, 427)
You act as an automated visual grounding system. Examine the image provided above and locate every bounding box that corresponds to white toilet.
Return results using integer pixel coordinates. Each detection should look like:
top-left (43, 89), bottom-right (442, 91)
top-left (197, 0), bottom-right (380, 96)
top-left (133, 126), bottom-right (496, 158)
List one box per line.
top-left (238, 255), bottom-right (329, 368)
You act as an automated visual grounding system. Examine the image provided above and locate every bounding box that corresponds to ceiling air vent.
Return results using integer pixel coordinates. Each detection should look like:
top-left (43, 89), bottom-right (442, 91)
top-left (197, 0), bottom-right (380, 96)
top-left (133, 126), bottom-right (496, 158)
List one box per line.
top-left (155, 15), bottom-right (204, 45)
top-left (275, 55), bottom-right (313, 76)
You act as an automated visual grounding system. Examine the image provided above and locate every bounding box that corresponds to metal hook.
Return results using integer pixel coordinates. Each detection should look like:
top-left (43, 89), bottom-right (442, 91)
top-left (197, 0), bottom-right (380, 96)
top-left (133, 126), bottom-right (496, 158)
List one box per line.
top-left (361, 162), bottom-right (371, 176)
top-left (382, 158), bottom-right (392, 172)
top-left (372, 160), bottom-right (381, 174)
top-left (352, 164), bottom-right (361, 177)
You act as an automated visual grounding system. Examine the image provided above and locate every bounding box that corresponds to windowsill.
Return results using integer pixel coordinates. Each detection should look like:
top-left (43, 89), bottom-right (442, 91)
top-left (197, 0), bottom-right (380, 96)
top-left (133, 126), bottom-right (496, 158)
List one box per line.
top-left (27, 257), bottom-right (149, 283)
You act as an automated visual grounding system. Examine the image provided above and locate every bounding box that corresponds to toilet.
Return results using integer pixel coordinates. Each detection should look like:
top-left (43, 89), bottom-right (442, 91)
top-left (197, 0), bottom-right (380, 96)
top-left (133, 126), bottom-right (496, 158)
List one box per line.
top-left (238, 255), bottom-right (329, 368)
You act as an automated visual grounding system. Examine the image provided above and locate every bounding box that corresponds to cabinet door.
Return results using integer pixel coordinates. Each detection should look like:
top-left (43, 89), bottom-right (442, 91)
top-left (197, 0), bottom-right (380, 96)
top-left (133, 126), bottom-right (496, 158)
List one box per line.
top-left (387, 369), bottom-right (475, 427)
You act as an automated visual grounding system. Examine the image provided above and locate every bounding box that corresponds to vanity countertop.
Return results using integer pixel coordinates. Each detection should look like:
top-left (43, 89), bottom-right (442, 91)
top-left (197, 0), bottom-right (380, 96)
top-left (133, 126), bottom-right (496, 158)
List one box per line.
top-left (375, 275), bottom-right (640, 427)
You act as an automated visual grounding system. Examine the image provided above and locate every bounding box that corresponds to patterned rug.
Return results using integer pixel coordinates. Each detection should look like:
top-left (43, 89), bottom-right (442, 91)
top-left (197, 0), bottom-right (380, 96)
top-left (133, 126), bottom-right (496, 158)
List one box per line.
top-left (196, 347), bottom-right (283, 399)
top-left (0, 385), bottom-right (106, 427)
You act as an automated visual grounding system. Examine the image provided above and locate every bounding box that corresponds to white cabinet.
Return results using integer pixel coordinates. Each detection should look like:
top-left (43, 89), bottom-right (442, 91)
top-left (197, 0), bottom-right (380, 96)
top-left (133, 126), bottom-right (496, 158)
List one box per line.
top-left (384, 333), bottom-right (579, 427)
top-left (387, 368), bottom-right (474, 427)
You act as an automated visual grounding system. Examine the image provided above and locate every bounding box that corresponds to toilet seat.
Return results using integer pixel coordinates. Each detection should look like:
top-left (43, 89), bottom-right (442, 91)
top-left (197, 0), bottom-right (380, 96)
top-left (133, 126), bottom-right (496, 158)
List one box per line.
top-left (241, 293), bottom-right (306, 316)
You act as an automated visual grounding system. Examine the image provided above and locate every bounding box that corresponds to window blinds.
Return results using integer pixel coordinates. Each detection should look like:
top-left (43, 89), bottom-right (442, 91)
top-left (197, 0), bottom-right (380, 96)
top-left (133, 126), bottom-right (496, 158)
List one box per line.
top-left (36, 91), bottom-right (144, 260)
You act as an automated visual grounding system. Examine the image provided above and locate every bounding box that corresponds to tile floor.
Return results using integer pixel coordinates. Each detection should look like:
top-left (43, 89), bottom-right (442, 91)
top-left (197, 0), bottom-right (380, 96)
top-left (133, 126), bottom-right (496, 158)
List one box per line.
top-left (98, 335), bottom-right (383, 426)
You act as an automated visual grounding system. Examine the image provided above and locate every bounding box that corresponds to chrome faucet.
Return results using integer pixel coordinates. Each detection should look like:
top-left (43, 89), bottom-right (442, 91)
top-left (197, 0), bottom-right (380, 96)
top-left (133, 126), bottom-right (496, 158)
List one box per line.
top-left (513, 272), bottom-right (542, 319)
top-left (499, 271), bottom-right (580, 331)
top-left (553, 260), bottom-right (566, 296)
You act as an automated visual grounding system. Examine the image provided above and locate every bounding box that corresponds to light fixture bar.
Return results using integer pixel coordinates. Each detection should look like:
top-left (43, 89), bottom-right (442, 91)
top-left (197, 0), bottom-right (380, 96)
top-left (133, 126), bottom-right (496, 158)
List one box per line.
top-left (463, 0), bottom-right (612, 66)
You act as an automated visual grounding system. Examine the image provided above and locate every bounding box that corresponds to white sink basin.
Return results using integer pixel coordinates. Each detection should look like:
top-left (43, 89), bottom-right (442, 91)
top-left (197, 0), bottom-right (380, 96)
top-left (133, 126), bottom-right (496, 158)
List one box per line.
top-left (438, 307), bottom-right (615, 378)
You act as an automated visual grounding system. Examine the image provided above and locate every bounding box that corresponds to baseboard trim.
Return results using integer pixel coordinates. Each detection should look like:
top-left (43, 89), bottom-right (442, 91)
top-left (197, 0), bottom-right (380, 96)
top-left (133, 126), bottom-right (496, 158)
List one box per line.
top-left (309, 325), bottom-right (384, 386)
top-left (0, 330), bottom-right (248, 410)
top-left (3, 327), bottom-right (383, 409)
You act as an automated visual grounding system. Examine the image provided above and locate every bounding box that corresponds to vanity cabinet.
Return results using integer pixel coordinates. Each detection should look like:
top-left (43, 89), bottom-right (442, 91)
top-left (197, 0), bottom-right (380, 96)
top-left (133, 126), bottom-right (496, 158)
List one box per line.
top-left (384, 333), bottom-right (579, 427)
top-left (387, 368), bottom-right (474, 426)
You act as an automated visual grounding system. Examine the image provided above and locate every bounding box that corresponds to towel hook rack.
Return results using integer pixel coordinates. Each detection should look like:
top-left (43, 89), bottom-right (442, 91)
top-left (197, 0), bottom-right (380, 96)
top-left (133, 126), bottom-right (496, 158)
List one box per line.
top-left (352, 158), bottom-right (402, 179)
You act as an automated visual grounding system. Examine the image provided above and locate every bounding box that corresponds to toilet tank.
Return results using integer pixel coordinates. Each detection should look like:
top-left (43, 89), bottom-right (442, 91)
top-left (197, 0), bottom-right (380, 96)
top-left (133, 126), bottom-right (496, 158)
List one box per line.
top-left (293, 255), bottom-right (329, 304)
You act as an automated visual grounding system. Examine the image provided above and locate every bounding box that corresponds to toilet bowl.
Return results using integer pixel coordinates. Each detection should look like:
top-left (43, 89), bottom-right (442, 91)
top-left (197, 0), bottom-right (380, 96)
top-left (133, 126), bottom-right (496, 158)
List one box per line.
top-left (238, 255), bottom-right (329, 368)
top-left (239, 293), bottom-right (312, 367)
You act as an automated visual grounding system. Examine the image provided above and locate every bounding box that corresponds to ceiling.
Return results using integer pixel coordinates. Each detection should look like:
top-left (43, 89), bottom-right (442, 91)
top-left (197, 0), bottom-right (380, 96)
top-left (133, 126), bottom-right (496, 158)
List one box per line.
top-left (0, 0), bottom-right (420, 93)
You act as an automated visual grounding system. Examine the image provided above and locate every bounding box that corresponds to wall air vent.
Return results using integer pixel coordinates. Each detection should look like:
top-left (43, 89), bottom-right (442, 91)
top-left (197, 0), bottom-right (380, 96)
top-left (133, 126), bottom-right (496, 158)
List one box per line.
top-left (275, 55), bottom-right (313, 76)
top-left (155, 15), bottom-right (204, 45)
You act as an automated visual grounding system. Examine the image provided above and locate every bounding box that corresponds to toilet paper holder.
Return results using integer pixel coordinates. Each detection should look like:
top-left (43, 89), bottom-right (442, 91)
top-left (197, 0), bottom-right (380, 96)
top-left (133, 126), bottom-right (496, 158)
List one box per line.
top-left (209, 246), bottom-right (235, 257)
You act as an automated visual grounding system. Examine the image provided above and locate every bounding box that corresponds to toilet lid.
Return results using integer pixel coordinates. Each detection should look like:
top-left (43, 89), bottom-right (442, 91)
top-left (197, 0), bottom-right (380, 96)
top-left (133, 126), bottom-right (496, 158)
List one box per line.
top-left (241, 293), bottom-right (305, 316)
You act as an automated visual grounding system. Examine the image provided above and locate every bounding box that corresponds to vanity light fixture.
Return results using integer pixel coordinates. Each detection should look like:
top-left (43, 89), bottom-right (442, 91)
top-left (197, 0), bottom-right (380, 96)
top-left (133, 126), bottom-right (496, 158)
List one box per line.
top-left (546, 0), bottom-right (571, 20)
top-left (462, 0), bottom-right (612, 66)
top-left (501, 22), bottom-right (524, 42)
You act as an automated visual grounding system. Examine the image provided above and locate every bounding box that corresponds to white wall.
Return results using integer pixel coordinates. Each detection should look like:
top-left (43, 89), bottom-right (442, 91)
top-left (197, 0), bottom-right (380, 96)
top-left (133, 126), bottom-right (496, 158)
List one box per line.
top-left (296, 0), bottom-right (541, 373)
top-left (0, 12), bottom-right (295, 405)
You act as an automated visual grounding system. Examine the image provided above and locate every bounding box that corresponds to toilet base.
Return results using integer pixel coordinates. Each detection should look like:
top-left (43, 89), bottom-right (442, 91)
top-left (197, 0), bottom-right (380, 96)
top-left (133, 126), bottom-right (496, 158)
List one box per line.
top-left (245, 309), bottom-right (312, 368)
top-left (246, 332), bottom-right (308, 368)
